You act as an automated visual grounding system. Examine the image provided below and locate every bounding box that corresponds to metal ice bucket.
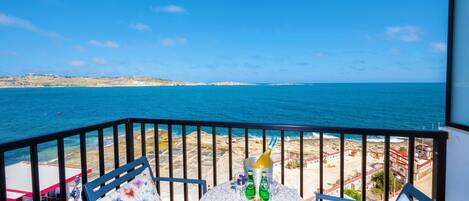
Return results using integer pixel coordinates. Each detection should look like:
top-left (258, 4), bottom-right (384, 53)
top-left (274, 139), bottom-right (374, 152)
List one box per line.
top-left (243, 157), bottom-right (273, 194)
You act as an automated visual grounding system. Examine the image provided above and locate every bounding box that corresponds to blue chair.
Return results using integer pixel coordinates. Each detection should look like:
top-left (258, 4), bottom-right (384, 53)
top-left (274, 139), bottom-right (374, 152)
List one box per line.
top-left (396, 183), bottom-right (431, 201)
top-left (83, 157), bottom-right (207, 201)
top-left (315, 193), bottom-right (355, 201)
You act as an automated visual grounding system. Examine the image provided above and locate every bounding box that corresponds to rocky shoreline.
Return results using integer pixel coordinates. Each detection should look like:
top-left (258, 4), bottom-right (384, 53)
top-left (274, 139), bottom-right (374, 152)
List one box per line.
top-left (0, 74), bottom-right (253, 88)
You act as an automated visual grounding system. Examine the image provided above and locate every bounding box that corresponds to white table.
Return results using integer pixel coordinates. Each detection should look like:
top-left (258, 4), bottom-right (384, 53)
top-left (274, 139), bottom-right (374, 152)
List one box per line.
top-left (200, 181), bottom-right (303, 201)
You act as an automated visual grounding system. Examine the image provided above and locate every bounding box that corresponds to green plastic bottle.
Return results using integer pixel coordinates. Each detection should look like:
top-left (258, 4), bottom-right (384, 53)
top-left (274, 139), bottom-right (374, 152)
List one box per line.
top-left (259, 171), bottom-right (270, 201)
top-left (245, 170), bottom-right (256, 200)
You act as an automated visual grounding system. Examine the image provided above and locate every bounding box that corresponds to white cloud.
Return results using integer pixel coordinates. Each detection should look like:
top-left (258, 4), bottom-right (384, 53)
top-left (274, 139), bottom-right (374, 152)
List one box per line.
top-left (386, 25), bottom-right (421, 42)
top-left (431, 42), bottom-right (447, 52)
top-left (160, 37), bottom-right (187, 47)
top-left (131, 23), bottom-right (151, 32)
top-left (153, 5), bottom-right (187, 14)
top-left (0, 12), bottom-right (63, 39)
top-left (88, 40), bottom-right (119, 48)
top-left (67, 60), bottom-right (85, 67)
top-left (91, 58), bottom-right (108, 65)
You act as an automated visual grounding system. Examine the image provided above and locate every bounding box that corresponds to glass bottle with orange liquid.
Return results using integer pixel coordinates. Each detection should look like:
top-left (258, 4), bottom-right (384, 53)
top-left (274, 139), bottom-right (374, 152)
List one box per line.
top-left (254, 137), bottom-right (277, 169)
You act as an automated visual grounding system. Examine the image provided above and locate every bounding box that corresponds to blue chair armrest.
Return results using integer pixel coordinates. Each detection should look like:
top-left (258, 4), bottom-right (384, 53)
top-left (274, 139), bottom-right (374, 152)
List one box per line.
top-left (315, 193), bottom-right (355, 201)
top-left (397, 183), bottom-right (432, 201)
top-left (154, 176), bottom-right (208, 194)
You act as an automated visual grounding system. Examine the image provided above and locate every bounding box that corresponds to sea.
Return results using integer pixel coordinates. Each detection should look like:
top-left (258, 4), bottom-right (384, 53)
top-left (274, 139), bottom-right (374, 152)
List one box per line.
top-left (0, 83), bottom-right (445, 163)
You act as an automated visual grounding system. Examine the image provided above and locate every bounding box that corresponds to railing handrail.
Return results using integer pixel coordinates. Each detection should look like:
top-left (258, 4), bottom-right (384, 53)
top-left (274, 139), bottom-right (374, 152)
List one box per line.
top-left (0, 118), bottom-right (129, 152)
top-left (0, 117), bottom-right (448, 152)
top-left (129, 117), bottom-right (448, 137)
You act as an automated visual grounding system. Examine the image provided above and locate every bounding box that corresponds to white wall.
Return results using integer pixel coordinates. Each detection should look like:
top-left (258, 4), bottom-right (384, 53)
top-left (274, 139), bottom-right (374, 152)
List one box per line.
top-left (445, 127), bottom-right (469, 200)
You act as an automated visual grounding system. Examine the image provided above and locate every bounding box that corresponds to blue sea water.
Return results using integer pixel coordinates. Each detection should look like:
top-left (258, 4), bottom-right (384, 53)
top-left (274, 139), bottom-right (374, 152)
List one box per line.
top-left (0, 83), bottom-right (446, 163)
top-left (0, 83), bottom-right (445, 144)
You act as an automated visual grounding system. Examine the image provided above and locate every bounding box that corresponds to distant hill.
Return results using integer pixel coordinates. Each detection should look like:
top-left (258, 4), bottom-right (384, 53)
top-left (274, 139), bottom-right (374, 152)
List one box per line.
top-left (0, 74), bottom-right (253, 88)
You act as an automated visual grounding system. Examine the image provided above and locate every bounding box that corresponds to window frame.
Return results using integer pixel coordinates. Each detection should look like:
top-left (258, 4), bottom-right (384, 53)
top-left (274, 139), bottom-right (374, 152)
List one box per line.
top-left (446, 0), bottom-right (469, 131)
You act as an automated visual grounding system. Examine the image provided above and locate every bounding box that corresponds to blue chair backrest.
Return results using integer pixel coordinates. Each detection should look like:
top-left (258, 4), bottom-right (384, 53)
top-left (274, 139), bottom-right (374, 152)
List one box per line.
top-left (396, 183), bottom-right (432, 201)
top-left (315, 193), bottom-right (355, 201)
top-left (83, 157), bottom-right (155, 201)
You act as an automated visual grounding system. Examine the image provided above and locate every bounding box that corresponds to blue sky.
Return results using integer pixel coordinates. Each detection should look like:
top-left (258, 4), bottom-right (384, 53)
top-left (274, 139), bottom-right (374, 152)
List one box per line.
top-left (0, 0), bottom-right (448, 83)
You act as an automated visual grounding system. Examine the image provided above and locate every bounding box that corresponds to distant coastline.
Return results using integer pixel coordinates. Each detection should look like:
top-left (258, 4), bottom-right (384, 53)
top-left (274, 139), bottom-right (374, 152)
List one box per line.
top-left (0, 74), bottom-right (254, 88)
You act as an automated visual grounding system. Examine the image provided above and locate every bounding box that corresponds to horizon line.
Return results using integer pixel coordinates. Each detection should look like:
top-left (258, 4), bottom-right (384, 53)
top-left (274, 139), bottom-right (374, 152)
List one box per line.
top-left (0, 73), bottom-right (445, 84)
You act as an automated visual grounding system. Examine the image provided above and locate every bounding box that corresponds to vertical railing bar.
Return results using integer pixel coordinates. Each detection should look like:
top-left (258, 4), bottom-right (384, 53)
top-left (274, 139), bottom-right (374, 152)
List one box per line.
top-left (112, 125), bottom-right (120, 190)
top-left (434, 136), bottom-right (447, 201)
top-left (384, 135), bottom-right (390, 201)
top-left (57, 137), bottom-right (67, 201)
top-left (80, 132), bottom-right (88, 198)
top-left (154, 123), bottom-right (160, 194)
top-left (197, 125), bottom-right (202, 199)
top-left (141, 123), bottom-right (146, 156)
top-left (319, 132), bottom-right (324, 194)
top-left (300, 131), bottom-right (304, 197)
top-left (408, 137), bottom-right (415, 184)
top-left (361, 135), bottom-right (367, 201)
top-left (0, 151), bottom-right (6, 201)
top-left (125, 122), bottom-right (134, 163)
top-left (340, 133), bottom-right (345, 198)
top-left (281, 129), bottom-right (285, 185)
top-left (212, 126), bottom-right (217, 186)
top-left (98, 128), bottom-right (105, 178)
top-left (182, 125), bottom-right (188, 201)
top-left (168, 124), bottom-right (174, 201)
top-left (262, 129), bottom-right (267, 152)
top-left (30, 144), bottom-right (40, 201)
top-left (245, 128), bottom-right (249, 159)
top-left (113, 125), bottom-right (119, 169)
top-left (228, 127), bottom-right (233, 181)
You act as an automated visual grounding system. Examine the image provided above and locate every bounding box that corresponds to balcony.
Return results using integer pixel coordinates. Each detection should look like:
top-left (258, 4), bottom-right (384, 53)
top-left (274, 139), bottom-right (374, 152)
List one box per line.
top-left (0, 118), bottom-right (448, 201)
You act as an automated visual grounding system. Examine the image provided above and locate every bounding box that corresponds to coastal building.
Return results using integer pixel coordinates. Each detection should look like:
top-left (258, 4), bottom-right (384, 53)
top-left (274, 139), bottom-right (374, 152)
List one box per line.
top-left (5, 162), bottom-right (90, 201)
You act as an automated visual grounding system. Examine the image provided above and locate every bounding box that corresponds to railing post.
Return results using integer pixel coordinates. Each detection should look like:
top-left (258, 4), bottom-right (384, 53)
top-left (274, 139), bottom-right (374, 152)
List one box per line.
top-left (408, 137), bottom-right (415, 184)
top-left (154, 123), bottom-right (160, 194)
top-left (361, 135), bottom-right (367, 201)
top-left (0, 151), bottom-right (6, 201)
top-left (340, 133), bottom-right (345, 198)
top-left (384, 135), bottom-right (390, 201)
top-left (80, 132), bottom-right (88, 199)
top-left (319, 132), bottom-right (324, 194)
top-left (281, 130), bottom-right (285, 185)
top-left (30, 145), bottom-right (40, 201)
top-left (433, 135), bottom-right (447, 201)
top-left (197, 125), bottom-right (203, 199)
top-left (113, 125), bottom-right (119, 169)
top-left (126, 119), bottom-right (134, 163)
top-left (168, 124), bottom-right (174, 201)
top-left (300, 131), bottom-right (304, 197)
top-left (228, 127), bottom-right (233, 181)
top-left (141, 123), bottom-right (146, 156)
top-left (212, 126), bottom-right (217, 186)
top-left (98, 128), bottom-right (105, 177)
top-left (57, 137), bottom-right (67, 201)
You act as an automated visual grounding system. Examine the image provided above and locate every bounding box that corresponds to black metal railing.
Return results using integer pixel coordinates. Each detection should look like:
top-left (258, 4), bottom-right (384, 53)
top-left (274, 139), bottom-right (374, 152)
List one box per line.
top-left (0, 118), bottom-right (448, 201)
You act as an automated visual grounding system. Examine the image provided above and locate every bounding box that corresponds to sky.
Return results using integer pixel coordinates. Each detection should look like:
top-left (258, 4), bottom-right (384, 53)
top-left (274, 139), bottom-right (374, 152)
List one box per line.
top-left (0, 0), bottom-right (449, 83)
